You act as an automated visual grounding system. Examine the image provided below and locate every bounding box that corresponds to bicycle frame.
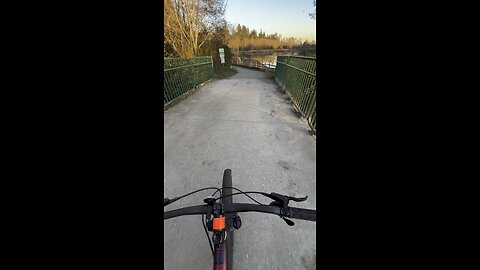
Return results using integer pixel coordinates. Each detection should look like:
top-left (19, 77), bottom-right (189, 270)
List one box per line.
top-left (210, 203), bottom-right (228, 270)
top-left (214, 242), bottom-right (227, 270)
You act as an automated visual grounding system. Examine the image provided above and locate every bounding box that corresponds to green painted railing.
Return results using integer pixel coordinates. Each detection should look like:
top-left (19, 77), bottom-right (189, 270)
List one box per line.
top-left (232, 58), bottom-right (276, 73)
top-left (164, 56), bottom-right (214, 107)
top-left (274, 56), bottom-right (316, 133)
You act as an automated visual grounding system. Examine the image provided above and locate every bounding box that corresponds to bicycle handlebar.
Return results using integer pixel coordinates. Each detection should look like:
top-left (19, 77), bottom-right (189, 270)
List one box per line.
top-left (164, 203), bottom-right (316, 222)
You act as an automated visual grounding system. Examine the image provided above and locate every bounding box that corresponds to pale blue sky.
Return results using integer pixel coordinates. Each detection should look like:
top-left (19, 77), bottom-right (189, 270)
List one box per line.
top-left (224, 0), bottom-right (316, 42)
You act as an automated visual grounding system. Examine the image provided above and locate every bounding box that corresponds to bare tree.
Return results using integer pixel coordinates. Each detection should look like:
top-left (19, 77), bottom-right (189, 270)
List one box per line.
top-left (309, 0), bottom-right (316, 20)
top-left (164, 0), bottom-right (227, 57)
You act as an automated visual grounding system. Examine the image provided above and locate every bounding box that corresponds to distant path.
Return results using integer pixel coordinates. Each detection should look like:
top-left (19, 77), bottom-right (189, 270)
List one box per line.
top-left (164, 67), bottom-right (316, 270)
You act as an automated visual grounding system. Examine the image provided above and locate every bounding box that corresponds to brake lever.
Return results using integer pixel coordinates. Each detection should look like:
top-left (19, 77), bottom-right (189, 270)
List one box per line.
top-left (164, 198), bottom-right (171, 207)
top-left (269, 192), bottom-right (308, 208)
top-left (288, 195), bottom-right (308, 202)
top-left (164, 197), bottom-right (179, 207)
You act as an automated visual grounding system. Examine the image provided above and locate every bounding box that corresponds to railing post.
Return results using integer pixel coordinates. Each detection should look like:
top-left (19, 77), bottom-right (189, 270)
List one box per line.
top-left (210, 55), bottom-right (214, 79)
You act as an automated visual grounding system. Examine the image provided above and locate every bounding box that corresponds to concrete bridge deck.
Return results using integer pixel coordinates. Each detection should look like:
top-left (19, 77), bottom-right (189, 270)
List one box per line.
top-left (164, 67), bottom-right (316, 270)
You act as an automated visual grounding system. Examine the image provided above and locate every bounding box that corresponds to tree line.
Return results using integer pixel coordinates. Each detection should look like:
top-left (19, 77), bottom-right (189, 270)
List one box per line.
top-left (227, 24), bottom-right (315, 51)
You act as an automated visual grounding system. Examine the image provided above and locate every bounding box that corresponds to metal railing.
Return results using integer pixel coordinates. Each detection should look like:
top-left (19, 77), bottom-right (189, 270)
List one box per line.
top-left (232, 58), bottom-right (275, 73)
top-left (274, 56), bottom-right (316, 133)
top-left (164, 56), bottom-right (214, 107)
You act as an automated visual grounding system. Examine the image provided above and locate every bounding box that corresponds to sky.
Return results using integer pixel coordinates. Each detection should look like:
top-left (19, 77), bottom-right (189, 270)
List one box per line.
top-left (224, 0), bottom-right (316, 42)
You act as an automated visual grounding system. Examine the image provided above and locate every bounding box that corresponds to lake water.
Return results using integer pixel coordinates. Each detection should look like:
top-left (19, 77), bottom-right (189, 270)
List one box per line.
top-left (234, 49), bottom-right (315, 66)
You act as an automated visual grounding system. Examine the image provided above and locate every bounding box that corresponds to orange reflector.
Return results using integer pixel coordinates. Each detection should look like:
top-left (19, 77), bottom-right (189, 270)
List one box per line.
top-left (213, 217), bottom-right (225, 230)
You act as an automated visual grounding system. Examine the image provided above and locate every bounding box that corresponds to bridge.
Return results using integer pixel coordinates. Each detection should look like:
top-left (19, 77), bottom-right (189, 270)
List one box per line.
top-left (164, 56), bottom-right (316, 270)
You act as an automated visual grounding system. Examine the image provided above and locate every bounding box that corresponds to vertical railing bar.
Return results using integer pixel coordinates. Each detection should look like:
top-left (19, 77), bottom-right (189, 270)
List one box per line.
top-left (165, 70), bottom-right (173, 103)
top-left (303, 59), bottom-right (314, 112)
top-left (298, 59), bottom-right (308, 112)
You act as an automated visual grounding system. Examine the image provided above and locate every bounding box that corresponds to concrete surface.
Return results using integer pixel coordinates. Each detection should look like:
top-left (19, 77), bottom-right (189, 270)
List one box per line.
top-left (164, 67), bottom-right (316, 270)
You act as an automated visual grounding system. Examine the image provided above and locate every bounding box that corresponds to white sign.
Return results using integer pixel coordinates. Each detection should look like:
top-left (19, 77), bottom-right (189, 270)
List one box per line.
top-left (219, 48), bottom-right (225, 63)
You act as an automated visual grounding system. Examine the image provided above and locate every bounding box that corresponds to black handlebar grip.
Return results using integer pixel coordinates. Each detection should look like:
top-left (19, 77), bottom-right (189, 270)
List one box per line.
top-left (289, 207), bottom-right (316, 221)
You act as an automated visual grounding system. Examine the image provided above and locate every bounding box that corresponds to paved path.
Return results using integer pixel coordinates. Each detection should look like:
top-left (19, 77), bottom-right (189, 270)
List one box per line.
top-left (164, 67), bottom-right (316, 270)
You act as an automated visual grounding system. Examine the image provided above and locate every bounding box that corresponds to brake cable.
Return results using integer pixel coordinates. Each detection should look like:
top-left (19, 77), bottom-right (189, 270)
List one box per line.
top-left (164, 187), bottom-right (221, 207)
top-left (202, 214), bottom-right (215, 257)
top-left (164, 186), bottom-right (265, 206)
top-left (211, 187), bottom-right (264, 205)
top-left (214, 191), bottom-right (308, 207)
